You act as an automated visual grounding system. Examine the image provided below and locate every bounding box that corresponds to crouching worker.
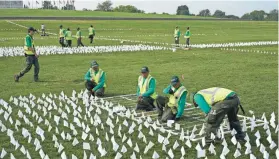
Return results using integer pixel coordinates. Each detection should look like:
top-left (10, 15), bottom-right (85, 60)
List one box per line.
top-left (84, 61), bottom-right (106, 97)
top-left (136, 66), bottom-right (157, 111)
top-left (193, 87), bottom-right (245, 144)
top-left (156, 76), bottom-right (187, 122)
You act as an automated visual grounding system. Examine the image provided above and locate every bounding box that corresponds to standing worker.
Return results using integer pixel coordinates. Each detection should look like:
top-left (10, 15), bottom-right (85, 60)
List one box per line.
top-left (59, 25), bottom-right (66, 47)
top-left (84, 61), bottom-right (106, 97)
top-left (76, 27), bottom-right (84, 47)
top-left (14, 27), bottom-right (40, 82)
top-left (192, 87), bottom-right (245, 144)
top-left (41, 24), bottom-right (45, 36)
top-left (65, 28), bottom-right (72, 47)
top-left (184, 27), bottom-right (191, 49)
top-left (174, 26), bottom-right (181, 47)
top-left (156, 76), bottom-right (187, 122)
top-left (136, 66), bottom-right (157, 111)
top-left (88, 25), bottom-right (95, 44)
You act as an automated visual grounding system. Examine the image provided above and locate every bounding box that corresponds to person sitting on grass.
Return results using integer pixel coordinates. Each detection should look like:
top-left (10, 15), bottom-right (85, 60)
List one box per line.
top-left (84, 61), bottom-right (106, 97)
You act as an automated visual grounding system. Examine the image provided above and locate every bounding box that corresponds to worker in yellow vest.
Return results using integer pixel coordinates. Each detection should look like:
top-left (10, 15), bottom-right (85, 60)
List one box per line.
top-left (76, 27), bottom-right (84, 47)
top-left (14, 27), bottom-right (40, 82)
top-left (136, 66), bottom-right (157, 111)
top-left (193, 87), bottom-right (245, 144)
top-left (88, 25), bottom-right (95, 44)
top-left (174, 26), bottom-right (181, 47)
top-left (59, 25), bottom-right (66, 47)
top-left (156, 76), bottom-right (187, 122)
top-left (84, 61), bottom-right (106, 97)
top-left (65, 28), bottom-right (72, 47)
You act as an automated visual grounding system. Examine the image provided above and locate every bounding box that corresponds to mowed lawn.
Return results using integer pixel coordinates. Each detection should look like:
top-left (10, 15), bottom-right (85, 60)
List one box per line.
top-left (0, 19), bottom-right (278, 159)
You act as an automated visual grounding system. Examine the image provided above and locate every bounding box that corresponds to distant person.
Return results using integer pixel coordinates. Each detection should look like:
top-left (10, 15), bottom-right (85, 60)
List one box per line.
top-left (41, 24), bottom-right (45, 36)
top-left (59, 25), bottom-right (66, 47)
top-left (174, 26), bottom-right (180, 47)
top-left (14, 27), bottom-right (40, 82)
top-left (184, 27), bottom-right (191, 48)
top-left (76, 27), bottom-right (84, 47)
top-left (84, 61), bottom-right (106, 97)
top-left (88, 25), bottom-right (95, 44)
top-left (65, 28), bottom-right (72, 47)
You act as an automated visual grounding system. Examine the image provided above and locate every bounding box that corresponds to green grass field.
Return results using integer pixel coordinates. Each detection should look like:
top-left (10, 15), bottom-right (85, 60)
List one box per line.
top-left (0, 9), bottom-right (216, 19)
top-left (0, 18), bottom-right (278, 159)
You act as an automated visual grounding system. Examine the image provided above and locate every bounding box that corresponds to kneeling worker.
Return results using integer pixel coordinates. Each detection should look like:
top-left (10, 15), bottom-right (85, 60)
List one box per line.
top-left (84, 61), bottom-right (106, 97)
top-left (136, 66), bottom-right (157, 111)
top-left (193, 87), bottom-right (245, 144)
top-left (156, 76), bottom-right (187, 122)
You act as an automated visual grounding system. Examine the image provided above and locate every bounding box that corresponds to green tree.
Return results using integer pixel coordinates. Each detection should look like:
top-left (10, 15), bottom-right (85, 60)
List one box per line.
top-left (265, 9), bottom-right (278, 21)
top-left (213, 10), bottom-right (225, 18)
top-left (198, 9), bottom-right (211, 17)
top-left (249, 10), bottom-right (266, 21)
top-left (241, 13), bottom-right (251, 20)
top-left (176, 5), bottom-right (190, 15)
top-left (113, 5), bottom-right (144, 13)
top-left (41, 1), bottom-right (58, 9)
top-left (96, 0), bottom-right (113, 12)
top-left (61, 3), bottom-right (75, 10)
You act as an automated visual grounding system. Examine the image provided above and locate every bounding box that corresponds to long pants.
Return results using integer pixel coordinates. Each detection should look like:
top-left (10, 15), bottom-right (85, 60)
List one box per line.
top-left (41, 29), bottom-right (45, 35)
top-left (185, 38), bottom-right (190, 47)
top-left (77, 38), bottom-right (84, 47)
top-left (136, 97), bottom-right (155, 111)
top-left (59, 37), bottom-right (66, 47)
top-left (205, 95), bottom-right (244, 143)
top-left (17, 55), bottom-right (40, 81)
top-left (174, 37), bottom-right (179, 47)
top-left (67, 40), bottom-right (72, 47)
top-left (155, 96), bottom-right (176, 122)
top-left (89, 35), bottom-right (94, 44)
top-left (85, 80), bottom-right (105, 97)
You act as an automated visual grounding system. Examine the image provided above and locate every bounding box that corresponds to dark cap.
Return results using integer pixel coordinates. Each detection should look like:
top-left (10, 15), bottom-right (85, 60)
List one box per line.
top-left (77, 27), bottom-right (80, 30)
top-left (171, 76), bottom-right (180, 86)
top-left (28, 27), bottom-right (36, 31)
top-left (91, 60), bottom-right (99, 67)
top-left (141, 66), bottom-right (149, 73)
top-left (60, 25), bottom-right (63, 28)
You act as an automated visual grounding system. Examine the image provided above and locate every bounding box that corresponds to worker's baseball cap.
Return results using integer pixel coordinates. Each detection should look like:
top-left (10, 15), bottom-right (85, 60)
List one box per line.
top-left (171, 76), bottom-right (180, 86)
top-left (141, 66), bottom-right (149, 73)
top-left (60, 25), bottom-right (63, 28)
top-left (91, 61), bottom-right (99, 67)
top-left (28, 27), bottom-right (36, 31)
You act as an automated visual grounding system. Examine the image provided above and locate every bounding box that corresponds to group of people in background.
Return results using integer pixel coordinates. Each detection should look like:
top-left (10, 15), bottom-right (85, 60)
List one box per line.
top-left (174, 26), bottom-right (191, 48)
top-left (58, 25), bottom-right (95, 48)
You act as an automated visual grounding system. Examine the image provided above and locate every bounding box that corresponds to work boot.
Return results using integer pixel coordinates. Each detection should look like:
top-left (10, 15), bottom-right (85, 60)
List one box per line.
top-left (14, 74), bottom-right (19, 82)
top-left (34, 78), bottom-right (39, 82)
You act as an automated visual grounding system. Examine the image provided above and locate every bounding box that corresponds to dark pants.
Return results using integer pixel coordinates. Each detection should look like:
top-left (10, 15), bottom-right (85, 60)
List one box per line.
top-left (67, 40), bottom-right (72, 47)
top-left (77, 38), bottom-right (84, 47)
top-left (205, 95), bottom-right (244, 143)
top-left (185, 38), bottom-right (190, 47)
top-left (41, 29), bottom-right (45, 35)
top-left (174, 37), bottom-right (179, 47)
top-left (155, 96), bottom-right (176, 122)
top-left (85, 80), bottom-right (105, 97)
top-left (59, 37), bottom-right (66, 47)
top-left (89, 35), bottom-right (94, 44)
top-left (17, 55), bottom-right (40, 81)
top-left (136, 97), bottom-right (155, 111)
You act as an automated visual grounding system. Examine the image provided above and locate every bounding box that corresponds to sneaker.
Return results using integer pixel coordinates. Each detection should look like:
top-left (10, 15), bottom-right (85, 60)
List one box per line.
top-left (34, 79), bottom-right (39, 82)
top-left (14, 75), bottom-right (19, 82)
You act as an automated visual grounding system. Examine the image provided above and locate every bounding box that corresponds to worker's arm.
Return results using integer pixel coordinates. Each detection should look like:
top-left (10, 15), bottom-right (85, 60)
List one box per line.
top-left (136, 86), bottom-right (140, 96)
top-left (176, 91), bottom-right (187, 118)
top-left (163, 85), bottom-right (172, 94)
top-left (178, 31), bottom-right (181, 37)
top-left (63, 29), bottom-right (67, 36)
top-left (84, 70), bottom-right (91, 81)
top-left (93, 72), bottom-right (106, 91)
top-left (142, 78), bottom-right (156, 97)
top-left (194, 94), bottom-right (211, 114)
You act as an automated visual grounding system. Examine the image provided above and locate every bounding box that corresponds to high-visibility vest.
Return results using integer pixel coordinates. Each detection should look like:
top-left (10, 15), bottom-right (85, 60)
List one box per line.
top-left (59, 29), bottom-right (65, 38)
top-left (65, 31), bottom-right (72, 40)
top-left (76, 30), bottom-right (81, 38)
top-left (88, 27), bottom-right (94, 35)
top-left (168, 86), bottom-right (187, 112)
top-left (24, 34), bottom-right (35, 55)
top-left (138, 75), bottom-right (157, 99)
top-left (89, 68), bottom-right (107, 88)
top-left (184, 30), bottom-right (190, 38)
top-left (174, 29), bottom-right (180, 38)
top-left (197, 87), bottom-right (233, 106)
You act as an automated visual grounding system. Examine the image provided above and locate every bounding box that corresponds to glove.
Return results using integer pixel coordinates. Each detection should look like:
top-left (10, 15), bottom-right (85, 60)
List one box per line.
top-left (168, 89), bottom-right (174, 95)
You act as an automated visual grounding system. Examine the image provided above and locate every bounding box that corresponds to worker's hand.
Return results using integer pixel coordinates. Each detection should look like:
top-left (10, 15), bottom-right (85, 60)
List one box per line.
top-left (91, 78), bottom-right (94, 82)
top-left (35, 53), bottom-right (39, 58)
top-left (168, 89), bottom-right (174, 95)
top-left (138, 95), bottom-right (143, 102)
